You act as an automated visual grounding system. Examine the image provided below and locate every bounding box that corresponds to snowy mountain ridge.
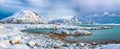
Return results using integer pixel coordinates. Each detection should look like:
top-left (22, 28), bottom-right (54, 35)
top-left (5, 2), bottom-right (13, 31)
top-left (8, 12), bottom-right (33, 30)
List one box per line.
top-left (0, 10), bottom-right (46, 24)
top-left (0, 10), bottom-right (82, 24)
top-left (49, 16), bottom-right (82, 24)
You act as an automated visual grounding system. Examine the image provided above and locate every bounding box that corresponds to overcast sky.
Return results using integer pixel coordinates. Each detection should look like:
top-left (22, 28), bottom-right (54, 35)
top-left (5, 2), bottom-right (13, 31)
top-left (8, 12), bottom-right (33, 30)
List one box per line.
top-left (0, 0), bottom-right (120, 19)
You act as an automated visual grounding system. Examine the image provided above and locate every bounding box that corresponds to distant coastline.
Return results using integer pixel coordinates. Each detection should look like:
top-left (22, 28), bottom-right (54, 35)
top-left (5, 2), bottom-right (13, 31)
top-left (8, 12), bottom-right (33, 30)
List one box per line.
top-left (79, 24), bottom-right (120, 25)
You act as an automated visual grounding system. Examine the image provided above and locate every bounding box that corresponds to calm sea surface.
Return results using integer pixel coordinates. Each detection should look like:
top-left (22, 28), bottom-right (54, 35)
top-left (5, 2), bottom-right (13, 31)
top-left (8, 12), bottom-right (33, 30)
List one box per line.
top-left (65, 25), bottom-right (120, 43)
top-left (25, 25), bottom-right (120, 43)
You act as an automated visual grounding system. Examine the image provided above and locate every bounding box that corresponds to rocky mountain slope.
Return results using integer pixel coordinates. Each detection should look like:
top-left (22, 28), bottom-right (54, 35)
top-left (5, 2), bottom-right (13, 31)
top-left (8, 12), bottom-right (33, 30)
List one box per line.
top-left (0, 10), bottom-right (46, 24)
top-left (49, 16), bottom-right (82, 24)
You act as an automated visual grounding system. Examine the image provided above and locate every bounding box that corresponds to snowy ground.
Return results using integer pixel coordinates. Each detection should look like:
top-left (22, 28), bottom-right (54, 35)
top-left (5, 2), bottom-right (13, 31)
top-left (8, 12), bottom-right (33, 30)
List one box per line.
top-left (0, 24), bottom-right (120, 49)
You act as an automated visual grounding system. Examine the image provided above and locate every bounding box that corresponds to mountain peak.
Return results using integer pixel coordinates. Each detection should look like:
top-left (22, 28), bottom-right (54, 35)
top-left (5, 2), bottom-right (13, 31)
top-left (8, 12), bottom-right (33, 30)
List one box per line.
top-left (0, 10), bottom-right (46, 24)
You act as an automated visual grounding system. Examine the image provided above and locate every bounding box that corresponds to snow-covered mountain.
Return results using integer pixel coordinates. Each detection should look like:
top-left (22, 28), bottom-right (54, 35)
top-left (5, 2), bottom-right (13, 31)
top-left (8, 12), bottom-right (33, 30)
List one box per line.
top-left (49, 16), bottom-right (82, 24)
top-left (0, 10), bottom-right (46, 24)
top-left (78, 12), bottom-right (120, 24)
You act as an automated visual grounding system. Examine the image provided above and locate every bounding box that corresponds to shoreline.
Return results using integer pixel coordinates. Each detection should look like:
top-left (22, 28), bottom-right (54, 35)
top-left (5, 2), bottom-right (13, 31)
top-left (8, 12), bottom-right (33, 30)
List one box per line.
top-left (79, 24), bottom-right (120, 25)
top-left (0, 24), bottom-right (120, 49)
top-left (26, 31), bottom-right (120, 45)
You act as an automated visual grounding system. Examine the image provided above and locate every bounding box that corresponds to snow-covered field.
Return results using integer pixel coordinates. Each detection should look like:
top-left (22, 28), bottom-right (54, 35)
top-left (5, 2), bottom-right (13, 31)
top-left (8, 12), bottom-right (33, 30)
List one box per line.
top-left (0, 24), bottom-right (120, 49)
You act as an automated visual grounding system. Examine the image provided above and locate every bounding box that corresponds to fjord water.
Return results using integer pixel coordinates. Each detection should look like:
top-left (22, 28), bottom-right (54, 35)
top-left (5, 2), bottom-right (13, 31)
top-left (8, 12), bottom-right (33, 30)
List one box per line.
top-left (25, 25), bottom-right (120, 43)
top-left (66, 25), bottom-right (120, 43)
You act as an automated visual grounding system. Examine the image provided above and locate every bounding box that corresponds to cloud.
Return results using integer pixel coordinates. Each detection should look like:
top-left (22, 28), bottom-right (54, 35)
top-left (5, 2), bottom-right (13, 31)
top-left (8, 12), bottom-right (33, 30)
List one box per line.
top-left (0, 0), bottom-right (4, 5)
top-left (44, 8), bottom-right (75, 19)
top-left (28, 0), bottom-right (52, 7)
top-left (72, 0), bottom-right (120, 14)
top-left (0, 0), bottom-right (120, 20)
top-left (0, 0), bottom-right (75, 19)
